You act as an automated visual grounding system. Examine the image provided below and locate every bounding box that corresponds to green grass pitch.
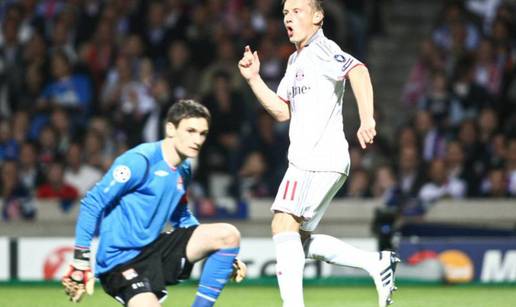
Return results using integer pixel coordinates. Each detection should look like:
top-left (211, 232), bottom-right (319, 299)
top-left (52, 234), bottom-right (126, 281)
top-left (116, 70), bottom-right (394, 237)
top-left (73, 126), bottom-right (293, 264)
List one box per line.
top-left (0, 283), bottom-right (515, 307)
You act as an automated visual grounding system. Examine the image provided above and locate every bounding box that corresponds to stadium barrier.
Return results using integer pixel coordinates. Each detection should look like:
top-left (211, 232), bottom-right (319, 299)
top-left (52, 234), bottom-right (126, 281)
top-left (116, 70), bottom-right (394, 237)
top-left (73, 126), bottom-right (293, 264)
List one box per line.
top-left (1, 236), bottom-right (516, 284)
top-left (1, 199), bottom-right (515, 284)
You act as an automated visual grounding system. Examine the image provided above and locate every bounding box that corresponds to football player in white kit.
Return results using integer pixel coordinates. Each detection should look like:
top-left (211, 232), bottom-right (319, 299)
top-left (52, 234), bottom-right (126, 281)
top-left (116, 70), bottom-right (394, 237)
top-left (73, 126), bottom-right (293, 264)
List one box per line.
top-left (238, 0), bottom-right (399, 307)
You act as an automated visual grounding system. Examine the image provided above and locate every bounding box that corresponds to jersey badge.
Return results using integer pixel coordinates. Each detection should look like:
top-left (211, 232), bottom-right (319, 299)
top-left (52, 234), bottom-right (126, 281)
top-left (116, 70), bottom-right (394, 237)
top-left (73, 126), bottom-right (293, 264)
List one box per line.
top-left (295, 69), bottom-right (304, 81)
top-left (113, 165), bottom-right (131, 183)
top-left (122, 268), bottom-right (138, 280)
top-left (334, 54), bottom-right (346, 62)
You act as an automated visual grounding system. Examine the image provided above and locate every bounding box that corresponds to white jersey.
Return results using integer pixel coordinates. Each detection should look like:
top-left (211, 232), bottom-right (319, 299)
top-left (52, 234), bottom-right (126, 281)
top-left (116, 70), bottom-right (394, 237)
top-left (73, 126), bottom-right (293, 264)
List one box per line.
top-left (276, 29), bottom-right (362, 174)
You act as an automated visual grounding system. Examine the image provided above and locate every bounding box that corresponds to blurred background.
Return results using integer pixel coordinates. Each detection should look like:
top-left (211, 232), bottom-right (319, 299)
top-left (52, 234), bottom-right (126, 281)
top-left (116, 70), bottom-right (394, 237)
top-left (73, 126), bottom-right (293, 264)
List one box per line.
top-left (0, 0), bottom-right (515, 287)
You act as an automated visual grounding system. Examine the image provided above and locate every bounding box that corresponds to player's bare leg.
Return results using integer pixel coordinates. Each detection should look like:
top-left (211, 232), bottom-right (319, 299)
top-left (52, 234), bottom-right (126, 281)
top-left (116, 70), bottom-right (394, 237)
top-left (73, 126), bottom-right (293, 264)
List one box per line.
top-left (272, 211), bottom-right (305, 307)
top-left (186, 223), bottom-right (241, 262)
top-left (127, 292), bottom-right (160, 307)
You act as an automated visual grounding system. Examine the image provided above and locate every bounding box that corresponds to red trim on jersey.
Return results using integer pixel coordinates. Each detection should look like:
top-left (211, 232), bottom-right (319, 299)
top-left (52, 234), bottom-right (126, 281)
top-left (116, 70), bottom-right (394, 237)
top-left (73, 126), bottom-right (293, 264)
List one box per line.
top-left (278, 96), bottom-right (290, 104)
top-left (343, 63), bottom-right (366, 80)
top-left (283, 180), bottom-right (290, 200)
top-left (179, 193), bottom-right (188, 204)
top-left (290, 181), bottom-right (298, 201)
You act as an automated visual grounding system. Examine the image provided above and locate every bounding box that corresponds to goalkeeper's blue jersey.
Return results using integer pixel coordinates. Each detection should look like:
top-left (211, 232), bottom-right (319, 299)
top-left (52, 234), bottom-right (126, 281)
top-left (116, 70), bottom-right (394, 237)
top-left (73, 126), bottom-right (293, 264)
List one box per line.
top-left (74, 141), bottom-right (199, 275)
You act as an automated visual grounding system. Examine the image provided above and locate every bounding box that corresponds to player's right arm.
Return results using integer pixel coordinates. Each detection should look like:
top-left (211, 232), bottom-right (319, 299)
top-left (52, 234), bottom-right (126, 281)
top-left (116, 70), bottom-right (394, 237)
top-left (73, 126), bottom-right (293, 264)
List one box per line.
top-left (62, 152), bottom-right (148, 302)
top-left (238, 45), bottom-right (290, 122)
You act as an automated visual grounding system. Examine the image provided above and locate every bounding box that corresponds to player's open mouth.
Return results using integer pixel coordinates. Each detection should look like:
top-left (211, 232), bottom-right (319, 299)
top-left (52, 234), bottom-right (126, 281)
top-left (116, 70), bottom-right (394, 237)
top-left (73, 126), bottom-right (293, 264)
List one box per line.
top-left (286, 26), bottom-right (293, 37)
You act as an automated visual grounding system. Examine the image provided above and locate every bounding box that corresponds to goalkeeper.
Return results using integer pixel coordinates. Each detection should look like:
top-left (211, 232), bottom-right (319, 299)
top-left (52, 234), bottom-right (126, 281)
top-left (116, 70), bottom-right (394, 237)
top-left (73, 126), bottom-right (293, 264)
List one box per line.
top-left (62, 99), bottom-right (246, 307)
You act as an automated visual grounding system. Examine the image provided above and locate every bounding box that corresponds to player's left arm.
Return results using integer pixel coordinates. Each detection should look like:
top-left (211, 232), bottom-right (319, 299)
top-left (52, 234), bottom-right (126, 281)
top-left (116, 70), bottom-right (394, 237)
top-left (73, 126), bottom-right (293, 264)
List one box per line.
top-left (348, 65), bottom-right (376, 149)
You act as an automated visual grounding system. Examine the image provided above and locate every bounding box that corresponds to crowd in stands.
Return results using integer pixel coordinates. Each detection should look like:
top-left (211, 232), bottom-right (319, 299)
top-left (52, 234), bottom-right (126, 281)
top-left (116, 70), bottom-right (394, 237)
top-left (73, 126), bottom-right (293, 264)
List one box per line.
top-left (0, 0), bottom-right (513, 221)
top-left (393, 0), bottom-right (516, 213)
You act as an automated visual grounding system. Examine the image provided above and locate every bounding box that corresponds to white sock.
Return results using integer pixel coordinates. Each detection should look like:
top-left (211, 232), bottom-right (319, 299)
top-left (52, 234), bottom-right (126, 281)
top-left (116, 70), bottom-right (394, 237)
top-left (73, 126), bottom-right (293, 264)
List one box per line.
top-left (273, 232), bottom-right (305, 307)
top-left (304, 234), bottom-right (378, 273)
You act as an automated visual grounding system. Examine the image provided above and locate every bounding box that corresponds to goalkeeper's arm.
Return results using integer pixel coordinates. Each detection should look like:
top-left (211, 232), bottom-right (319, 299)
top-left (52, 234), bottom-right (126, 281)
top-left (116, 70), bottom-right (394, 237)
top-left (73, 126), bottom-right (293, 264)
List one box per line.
top-left (62, 247), bottom-right (95, 303)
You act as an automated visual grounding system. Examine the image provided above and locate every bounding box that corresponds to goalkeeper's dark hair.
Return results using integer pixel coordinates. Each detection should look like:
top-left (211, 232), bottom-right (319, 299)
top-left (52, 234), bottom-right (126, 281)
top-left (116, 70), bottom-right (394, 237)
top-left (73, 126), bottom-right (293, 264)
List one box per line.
top-left (166, 99), bottom-right (211, 126)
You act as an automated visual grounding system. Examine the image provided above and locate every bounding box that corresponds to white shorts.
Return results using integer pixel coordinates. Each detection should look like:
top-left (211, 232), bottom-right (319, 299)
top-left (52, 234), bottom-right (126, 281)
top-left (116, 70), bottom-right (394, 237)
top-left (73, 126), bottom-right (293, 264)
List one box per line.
top-left (271, 164), bottom-right (347, 232)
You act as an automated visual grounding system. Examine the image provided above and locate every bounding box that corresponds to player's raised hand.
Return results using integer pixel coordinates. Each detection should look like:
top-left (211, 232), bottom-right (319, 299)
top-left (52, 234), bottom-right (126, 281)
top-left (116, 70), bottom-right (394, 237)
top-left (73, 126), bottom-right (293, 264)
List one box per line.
top-left (238, 45), bottom-right (260, 81)
top-left (62, 248), bottom-right (95, 303)
top-left (357, 117), bottom-right (376, 149)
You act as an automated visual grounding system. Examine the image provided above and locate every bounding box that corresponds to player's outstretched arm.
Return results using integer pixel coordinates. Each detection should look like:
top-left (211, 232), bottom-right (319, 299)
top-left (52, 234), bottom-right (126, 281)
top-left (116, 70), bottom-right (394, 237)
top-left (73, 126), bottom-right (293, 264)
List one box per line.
top-left (348, 65), bottom-right (376, 149)
top-left (62, 247), bottom-right (95, 303)
top-left (238, 45), bottom-right (290, 122)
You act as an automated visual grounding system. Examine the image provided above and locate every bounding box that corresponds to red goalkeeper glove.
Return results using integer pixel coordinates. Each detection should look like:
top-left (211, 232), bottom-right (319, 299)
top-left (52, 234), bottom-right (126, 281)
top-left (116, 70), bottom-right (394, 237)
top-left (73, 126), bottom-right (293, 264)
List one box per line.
top-left (62, 248), bottom-right (95, 303)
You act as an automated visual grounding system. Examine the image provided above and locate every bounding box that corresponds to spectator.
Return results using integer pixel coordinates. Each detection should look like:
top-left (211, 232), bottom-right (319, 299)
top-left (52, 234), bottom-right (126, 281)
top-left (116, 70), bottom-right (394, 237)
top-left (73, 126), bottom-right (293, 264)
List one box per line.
top-left (419, 159), bottom-right (466, 204)
top-left (36, 124), bottom-right (59, 168)
top-left (257, 36), bottom-right (284, 91)
top-left (164, 40), bottom-right (199, 103)
top-left (238, 110), bottom-right (288, 198)
top-left (49, 107), bottom-right (72, 153)
top-left (49, 18), bottom-right (77, 63)
top-left (402, 39), bottom-right (445, 106)
top-left (36, 161), bottom-right (79, 212)
top-left (418, 70), bottom-right (453, 129)
top-left (0, 16), bottom-right (24, 117)
top-left (477, 107), bottom-right (499, 145)
top-left (457, 120), bottom-right (486, 175)
top-left (432, 1), bottom-right (480, 52)
top-left (18, 141), bottom-right (43, 191)
top-left (396, 145), bottom-right (425, 198)
top-left (0, 118), bottom-right (19, 162)
top-left (445, 140), bottom-right (479, 196)
top-left (484, 132), bottom-right (507, 169)
top-left (1, 160), bottom-right (35, 221)
top-left (372, 165), bottom-right (398, 199)
top-left (82, 129), bottom-right (106, 171)
top-left (473, 38), bottom-right (504, 97)
top-left (16, 63), bottom-right (45, 113)
top-left (78, 18), bottom-right (117, 96)
top-left (414, 110), bottom-right (446, 161)
top-left (199, 38), bottom-right (243, 94)
top-left (63, 142), bottom-right (102, 196)
top-left (481, 168), bottom-right (510, 197)
top-left (199, 70), bottom-right (246, 198)
top-left (140, 1), bottom-right (169, 64)
top-left (36, 50), bottom-right (93, 133)
top-left (449, 56), bottom-right (494, 124)
top-left (239, 151), bottom-right (270, 198)
top-left (345, 168), bottom-right (372, 198)
top-left (506, 138), bottom-right (516, 196)
top-left (101, 55), bottom-right (157, 146)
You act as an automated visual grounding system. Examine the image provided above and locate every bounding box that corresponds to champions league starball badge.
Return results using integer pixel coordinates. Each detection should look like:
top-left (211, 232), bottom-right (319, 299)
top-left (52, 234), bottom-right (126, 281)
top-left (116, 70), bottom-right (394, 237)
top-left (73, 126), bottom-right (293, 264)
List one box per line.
top-left (113, 165), bottom-right (131, 183)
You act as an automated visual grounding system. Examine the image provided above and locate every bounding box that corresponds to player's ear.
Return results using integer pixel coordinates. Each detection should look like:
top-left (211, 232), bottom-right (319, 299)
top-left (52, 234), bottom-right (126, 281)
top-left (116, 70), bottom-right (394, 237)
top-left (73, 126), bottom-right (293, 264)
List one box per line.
top-left (166, 122), bottom-right (177, 138)
top-left (313, 11), bottom-right (323, 25)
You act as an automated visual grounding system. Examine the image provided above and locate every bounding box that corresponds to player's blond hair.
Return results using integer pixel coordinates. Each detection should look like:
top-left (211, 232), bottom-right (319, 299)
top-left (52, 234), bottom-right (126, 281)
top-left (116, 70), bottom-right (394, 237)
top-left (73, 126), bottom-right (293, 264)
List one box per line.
top-left (282, 0), bottom-right (324, 14)
top-left (282, 0), bottom-right (324, 25)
